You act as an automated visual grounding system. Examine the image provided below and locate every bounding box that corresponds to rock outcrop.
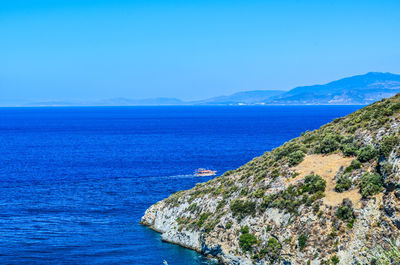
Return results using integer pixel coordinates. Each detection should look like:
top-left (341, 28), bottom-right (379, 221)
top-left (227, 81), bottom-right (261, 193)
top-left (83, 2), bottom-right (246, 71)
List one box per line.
top-left (141, 94), bottom-right (400, 264)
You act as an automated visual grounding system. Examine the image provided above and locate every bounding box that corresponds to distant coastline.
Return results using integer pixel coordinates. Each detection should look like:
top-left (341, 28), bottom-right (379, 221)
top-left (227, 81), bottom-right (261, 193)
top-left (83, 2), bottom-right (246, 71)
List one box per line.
top-left (3, 72), bottom-right (399, 107)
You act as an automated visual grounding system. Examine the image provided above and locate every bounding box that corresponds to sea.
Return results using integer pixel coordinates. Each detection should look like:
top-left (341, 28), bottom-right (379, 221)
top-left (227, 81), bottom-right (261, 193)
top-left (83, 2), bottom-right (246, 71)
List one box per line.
top-left (0, 105), bottom-right (362, 265)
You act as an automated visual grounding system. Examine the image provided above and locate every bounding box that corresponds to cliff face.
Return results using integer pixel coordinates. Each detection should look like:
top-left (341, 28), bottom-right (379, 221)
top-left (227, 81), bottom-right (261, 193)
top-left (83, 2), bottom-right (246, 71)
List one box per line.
top-left (141, 94), bottom-right (400, 265)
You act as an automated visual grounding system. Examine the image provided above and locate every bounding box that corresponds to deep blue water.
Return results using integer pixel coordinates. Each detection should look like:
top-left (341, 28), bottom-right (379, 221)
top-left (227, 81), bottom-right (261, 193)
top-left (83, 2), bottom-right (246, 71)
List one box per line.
top-left (0, 106), bottom-right (362, 265)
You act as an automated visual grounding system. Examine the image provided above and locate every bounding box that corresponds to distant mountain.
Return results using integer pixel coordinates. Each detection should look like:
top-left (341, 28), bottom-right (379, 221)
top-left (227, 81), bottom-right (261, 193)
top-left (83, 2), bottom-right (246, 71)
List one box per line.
top-left (265, 72), bottom-right (400, 105)
top-left (13, 72), bottom-right (400, 107)
top-left (191, 90), bottom-right (285, 105)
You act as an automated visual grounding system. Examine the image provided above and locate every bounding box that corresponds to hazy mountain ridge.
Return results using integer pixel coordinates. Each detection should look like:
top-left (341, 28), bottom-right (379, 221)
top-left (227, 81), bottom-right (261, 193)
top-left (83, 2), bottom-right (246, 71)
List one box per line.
top-left (189, 90), bottom-right (285, 105)
top-left (10, 72), bottom-right (400, 106)
top-left (266, 72), bottom-right (400, 105)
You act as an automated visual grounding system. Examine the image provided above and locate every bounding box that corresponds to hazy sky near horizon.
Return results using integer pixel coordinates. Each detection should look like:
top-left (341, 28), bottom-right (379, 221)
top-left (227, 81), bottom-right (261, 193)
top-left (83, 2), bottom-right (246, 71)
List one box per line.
top-left (1, 0), bottom-right (400, 103)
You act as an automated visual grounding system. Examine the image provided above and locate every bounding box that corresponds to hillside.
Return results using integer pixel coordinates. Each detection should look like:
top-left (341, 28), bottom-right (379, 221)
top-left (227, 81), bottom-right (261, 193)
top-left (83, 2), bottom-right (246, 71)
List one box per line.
top-left (141, 93), bottom-right (400, 264)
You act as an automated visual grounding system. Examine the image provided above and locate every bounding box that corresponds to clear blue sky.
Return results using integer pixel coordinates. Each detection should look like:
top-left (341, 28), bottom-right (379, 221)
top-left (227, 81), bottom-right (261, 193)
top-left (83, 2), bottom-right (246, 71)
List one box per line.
top-left (1, 0), bottom-right (400, 103)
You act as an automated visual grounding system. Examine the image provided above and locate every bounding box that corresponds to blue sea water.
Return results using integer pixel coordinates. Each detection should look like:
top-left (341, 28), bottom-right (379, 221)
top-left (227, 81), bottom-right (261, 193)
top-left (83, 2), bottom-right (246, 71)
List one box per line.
top-left (0, 106), bottom-right (362, 265)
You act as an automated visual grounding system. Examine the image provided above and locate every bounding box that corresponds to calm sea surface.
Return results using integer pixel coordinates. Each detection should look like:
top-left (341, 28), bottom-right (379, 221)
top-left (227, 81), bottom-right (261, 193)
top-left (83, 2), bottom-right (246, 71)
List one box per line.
top-left (0, 106), bottom-right (362, 264)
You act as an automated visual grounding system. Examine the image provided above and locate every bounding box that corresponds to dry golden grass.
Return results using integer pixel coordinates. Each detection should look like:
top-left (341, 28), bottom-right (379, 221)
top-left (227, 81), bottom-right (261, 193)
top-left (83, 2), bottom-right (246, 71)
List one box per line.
top-left (291, 154), bottom-right (362, 209)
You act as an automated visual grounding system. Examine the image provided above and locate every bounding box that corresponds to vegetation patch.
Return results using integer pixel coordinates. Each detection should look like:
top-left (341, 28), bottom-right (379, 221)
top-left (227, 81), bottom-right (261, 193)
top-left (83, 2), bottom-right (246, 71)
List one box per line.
top-left (341, 137), bottom-right (359, 156)
top-left (239, 226), bottom-right (258, 252)
top-left (298, 234), bottom-right (308, 251)
top-left (259, 237), bottom-right (282, 261)
top-left (261, 174), bottom-right (326, 214)
top-left (335, 174), bottom-right (352, 192)
top-left (318, 133), bottom-right (341, 154)
top-left (230, 199), bottom-right (256, 220)
top-left (336, 200), bottom-right (354, 220)
top-left (196, 212), bottom-right (212, 227)
top-left (380, 135), bottom-right (399, 158)
top-left (331, 255), bottom-right (340, 264)
top-left (344, 159), bottom-right (362, 173)
top-left (357, 145), bottom-right (378, 162)
top-left (288, 150), bottom-right (306, 166)
top-left (360, 173), bottom-right (383, 198)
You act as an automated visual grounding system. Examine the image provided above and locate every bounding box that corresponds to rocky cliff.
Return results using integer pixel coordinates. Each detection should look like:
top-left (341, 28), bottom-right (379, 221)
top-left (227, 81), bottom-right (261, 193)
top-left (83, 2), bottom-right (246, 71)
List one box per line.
top-left (141, 94), bottom-right (400, 264)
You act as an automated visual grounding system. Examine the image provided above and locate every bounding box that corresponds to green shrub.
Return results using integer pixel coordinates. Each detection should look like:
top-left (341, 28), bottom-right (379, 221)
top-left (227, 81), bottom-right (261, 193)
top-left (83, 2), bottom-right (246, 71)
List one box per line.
top-left (390, 102), bottom-right (400, 112)
top-left (270, 169), bottom-right (280, 179)
top-left (216, 199), bottom-right (226, 210)
top-left (225, 221), bottom-right (232, 229)
top-left (342, 143), bottom-right (358, 157)
top-left (288, 150), bottom-right (306, 166)
top-left (360, 173), bottom-right (383, 198)
top-left (260, 237), bottom-right (281, 260)
top-left (344, 159), bottom-right (362, 173)
top-left (196, 212), bottom-right (211, 227)
top-left (223, 185), bottom-right (239, 198)
top-left (335, 175), bottom-right (352, 192)
top-left (302, 174), bottom-right (326, 194)
top-left (261, 194), bottom-right (278, 209)
top-left (252, 188), bottom-right (265, 198)
top-left (380, 135), bottom-right (399, 158)
top-left (276, 142), bottom-right (306, 160)
top-left (319, 134), bottom-right (340, 154)
top-left (241, 225), bottom-right (250, 234)
top-left (358, 145), bottom-right (377, 162)
top-left (313, 203), bottom-right (320, 213)
top-left (240, 187), bottom-right (249, 196)
top-left (347, 218), bottom-right (355, 229)
top-left (204, 219), bottom-right (219, 233)
top-left (187, 203), bottom-right (200, 213)
top-left (230, 199), bottom-right (257, 220)
top-left (239, 233), bottom-right (258, 252)
top-left (381, 162), bottom-right (393, 176)
top-left (336, 204), bottom-right (353, 221)
top-left (331, 255), bottom-right (340, 264)
top-left (298, 234), bottom-right (308, 250)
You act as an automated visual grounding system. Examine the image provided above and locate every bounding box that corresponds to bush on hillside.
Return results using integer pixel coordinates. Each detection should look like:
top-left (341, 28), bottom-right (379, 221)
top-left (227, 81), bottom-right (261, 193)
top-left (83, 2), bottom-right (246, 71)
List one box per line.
top-left (319, 133), bottom-right (340, 154)
top-left (381, 162), bottom-right (393, 177)
top-left (344, 159), bottom-right (362, 173)
top-left (241, 225), bottom-right (249, 234)
top-left (276, 142), bottom-right (307, 160)
top-left (288, 150), bottom-right (306, 166)
top-left (298, 234), bottom-right (308, 250)
top-left (239, 231), bottom-right (257, 252)
top-left (230, 199), bottom-right (256, 220)
top-left (259, 237), bottom-right (281, 260)
top-left (336, 201), bottom-right (354, 221)
top-left (357, 145), bottom-right (377, 162)
top-left (335, 174), bottom-right (352, 192)
top-left (302, 174), bottom-right (326, 194)
top-left (331, 255), bottom-right (340, 264)
top-left (380, 135), bottom-right (399, 158)
top-left (342, 143), bottom-right (358, 157)
top-left (360, 173), bottom-right (383, 198)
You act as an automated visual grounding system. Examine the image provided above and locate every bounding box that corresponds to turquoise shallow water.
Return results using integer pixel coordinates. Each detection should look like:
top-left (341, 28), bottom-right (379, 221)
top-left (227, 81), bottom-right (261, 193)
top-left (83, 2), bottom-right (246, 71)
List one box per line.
top-left (0, 106), bottom-right (362, 264)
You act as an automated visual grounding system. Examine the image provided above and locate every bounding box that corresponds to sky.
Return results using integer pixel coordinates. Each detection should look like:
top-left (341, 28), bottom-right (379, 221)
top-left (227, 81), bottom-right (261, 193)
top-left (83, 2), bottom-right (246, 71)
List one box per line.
top-left (1, 0), bottom-right (400, 103)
